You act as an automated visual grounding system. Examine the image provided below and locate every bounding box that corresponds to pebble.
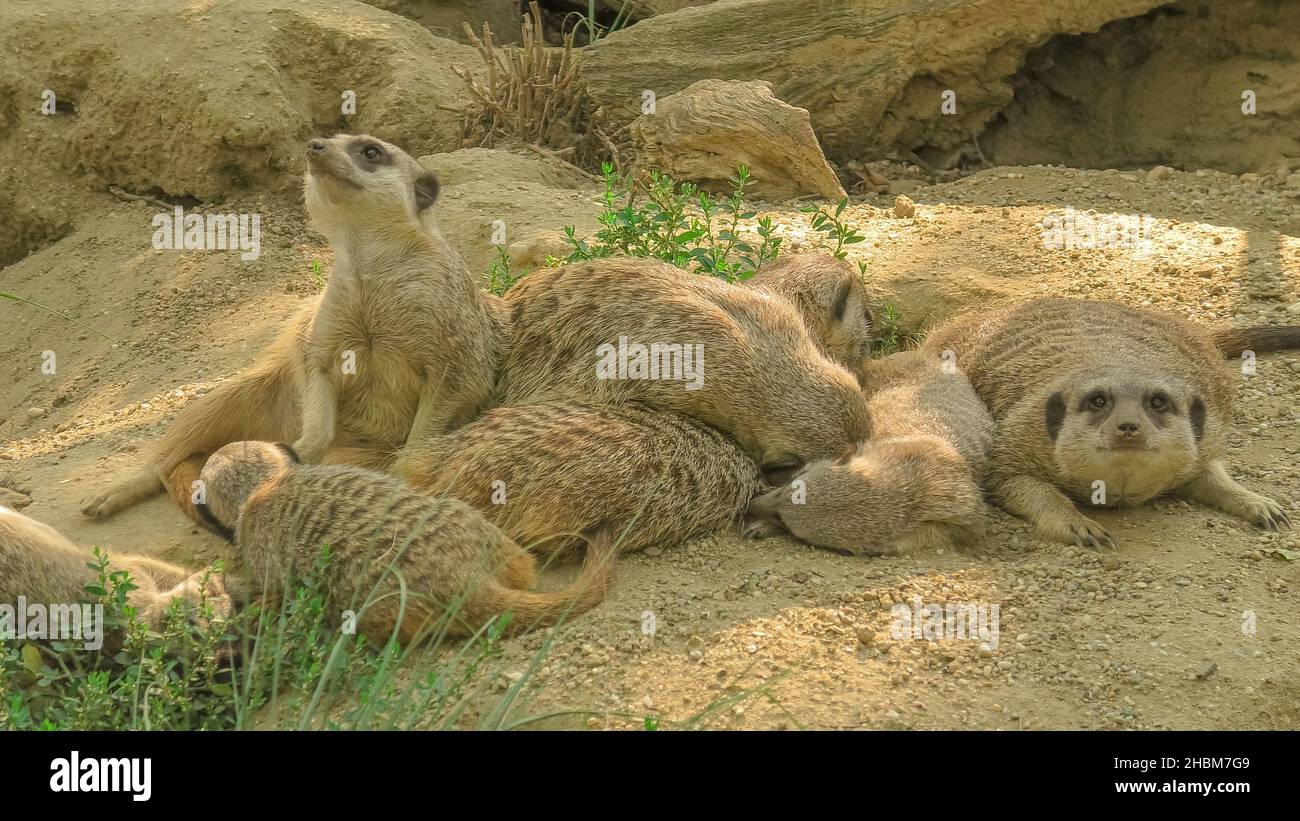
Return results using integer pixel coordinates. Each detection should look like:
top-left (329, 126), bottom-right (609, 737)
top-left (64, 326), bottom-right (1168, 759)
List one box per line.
top-left (27, 407), bottom-right (45, 419)
top-left (893, 195), bottom-right (916, 218)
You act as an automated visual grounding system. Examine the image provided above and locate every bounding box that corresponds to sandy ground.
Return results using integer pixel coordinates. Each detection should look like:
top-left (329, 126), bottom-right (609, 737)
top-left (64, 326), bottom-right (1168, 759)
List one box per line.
top-left (2, 155), bottom-right (1298, 729)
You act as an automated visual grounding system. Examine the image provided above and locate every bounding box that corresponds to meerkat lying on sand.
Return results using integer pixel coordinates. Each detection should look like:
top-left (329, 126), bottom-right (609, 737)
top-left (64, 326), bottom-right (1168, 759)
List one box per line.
top-left (82, 134), bottom-right (500, 519)
top-left (395, 401), bottom-right (761, 555)
top-left (748, 349), bottom-right (993, 555)
top-left (497, 258), bottom-right (871, 482)
top-left (0, 506), bottom-right (230, 639)
top-left (195, 442), bottom-right (614, 645)
top-left (921, 298), bottom-right (1299, 547)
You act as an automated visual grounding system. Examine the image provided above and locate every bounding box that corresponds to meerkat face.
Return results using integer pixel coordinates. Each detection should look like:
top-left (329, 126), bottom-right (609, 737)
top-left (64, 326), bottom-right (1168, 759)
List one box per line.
top-left (756, 376), bottom-right (873, 485)
top-left (196, 441), bottom-right (300, 540)
top-left (751, 438), bottom-right (936, 555)
top-left (303, 134), bottom-right (440, 239)
top-left (1045, 368), bottom-right (1204, 505)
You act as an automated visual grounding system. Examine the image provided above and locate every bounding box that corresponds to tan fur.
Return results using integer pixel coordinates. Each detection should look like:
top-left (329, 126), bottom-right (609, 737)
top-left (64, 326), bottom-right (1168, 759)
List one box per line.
top-left (746, 252), bottom-right (874, 377)
top-left (199, 442), bottom-right (614, 644)
top-left (0, 506), bottom-right (231, 637)
top-left (82, 134), bottom-right (501, 519)
top-left (395, 401), bottom-right (761, 555)
top-left (497, 258), bottom-right (871, 478)
top-left (922, 298), bottom-right (1291, 547)
top-left (748, 350), bottom-right (993, 555)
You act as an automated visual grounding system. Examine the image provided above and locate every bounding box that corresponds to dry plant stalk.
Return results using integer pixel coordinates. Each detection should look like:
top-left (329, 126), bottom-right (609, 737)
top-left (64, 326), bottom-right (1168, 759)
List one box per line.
top-left (454, 1), bottom-right (622, 170)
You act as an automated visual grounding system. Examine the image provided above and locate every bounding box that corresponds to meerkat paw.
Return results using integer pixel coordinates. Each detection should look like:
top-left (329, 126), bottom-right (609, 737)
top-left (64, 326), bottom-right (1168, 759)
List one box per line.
top-left (995, 474), bottom-right (1116, 550)
top-left (742, 518), bottom-right (783, 540)
top-left (1177, 461), bottom-right (1291, 531)
top-left (80, 471), bottom-right (163, 518)
top-left (1028, 510), bottom-right (1115, 550)
top-left (0, 484), bottom-right (31, 510)
top-left (1229, 489), bottom-right (1289, 531)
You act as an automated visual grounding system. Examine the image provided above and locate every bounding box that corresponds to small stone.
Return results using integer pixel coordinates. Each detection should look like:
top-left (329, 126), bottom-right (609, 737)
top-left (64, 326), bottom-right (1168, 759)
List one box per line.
top-left (855, 627), bottom-right (875, 647)
top-left (1195, 661), bottom-right (1218, 680)
top-left (1149, 165), bottom-right (1173, 181)
top-left (893, 195), bottom-right (916, 218)
top-left (27, 407), bottom-right (45, 419)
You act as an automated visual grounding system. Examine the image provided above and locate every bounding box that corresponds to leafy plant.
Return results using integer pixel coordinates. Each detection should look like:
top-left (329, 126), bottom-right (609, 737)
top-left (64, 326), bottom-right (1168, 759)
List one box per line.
top-left (558, 163), bottom-right (783, 283)
top-left (801, 198), bottom-right (867, 259)
top-left (0, 546), bottom-right (551, 731)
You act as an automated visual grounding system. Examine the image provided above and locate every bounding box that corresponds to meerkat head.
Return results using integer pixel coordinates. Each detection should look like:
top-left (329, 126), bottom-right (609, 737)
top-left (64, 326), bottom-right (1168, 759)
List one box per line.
top-left (750, 435), bottom-right (978, 555)
top-left (196, 441), bottom-right (300, 540)
top-left (751, 254), bottom-right (875, 375)
top-left (1044, 366), bottom-right (1205, 505)
top-left (303, 134), bottom-right (441, 241)
top-left (755, 373), bottom-right (873, 486)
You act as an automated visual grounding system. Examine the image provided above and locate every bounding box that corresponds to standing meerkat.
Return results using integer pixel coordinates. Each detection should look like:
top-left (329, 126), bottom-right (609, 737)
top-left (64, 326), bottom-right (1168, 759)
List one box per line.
top-left (394, 401), bottom-right (761, 555)
top-left (0, 506), bottom-right (231, 636)
top-left (747, 349), bottom-right (993, 555)
top-left (196, 442), bottom-right (615, 645)
top-left (921, 298), bottom-right (1300, 547)
top-left (745, 252), bottom-right (875, 375)
top-left (497, 258), bottom-right (872, 481)
top-left (81, 134), bottom-right (501, 519)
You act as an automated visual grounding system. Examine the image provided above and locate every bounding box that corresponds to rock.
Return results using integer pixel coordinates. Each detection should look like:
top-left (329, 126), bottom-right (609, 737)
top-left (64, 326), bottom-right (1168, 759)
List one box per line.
top-left (893, 195), bottom-right (917, 218)
top-left (1286, 173), bottom-right (1300, 189)
top-left (629, 79), bottom-right (845, 201)
top-left (584, 0), bottom-right (1168, 161)
top-left (1148, 166), bottom-right (1173, 181)
top-left (360, 0), bottom-right (522, 44)
top-left (0, 0), bottom-right (480, 261)
top-left (855, 627), bottom-right (875, 647)
top-left (26, 407), bottom-right (45, 419)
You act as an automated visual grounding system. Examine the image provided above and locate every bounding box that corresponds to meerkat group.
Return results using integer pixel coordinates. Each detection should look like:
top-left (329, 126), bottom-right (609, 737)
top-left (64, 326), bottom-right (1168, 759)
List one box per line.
top-left (6, 133), bottom-right (1298, 654)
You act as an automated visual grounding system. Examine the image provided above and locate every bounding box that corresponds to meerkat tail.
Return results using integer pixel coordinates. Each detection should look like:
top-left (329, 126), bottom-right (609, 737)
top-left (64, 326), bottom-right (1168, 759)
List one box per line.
top-left (470, 527), bottom-right (617, 635)
top-left (1211, 325), bottom-right (1300, 356)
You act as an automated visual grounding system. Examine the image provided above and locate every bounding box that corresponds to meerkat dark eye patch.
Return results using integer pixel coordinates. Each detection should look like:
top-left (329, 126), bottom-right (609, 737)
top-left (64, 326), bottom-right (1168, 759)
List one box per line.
top-left (1045, 392), bottom-right (1066, 440)
top-left (274, 442), bottom-right (301, 464)
top-left (761, 459), bottom-right (803, 487)
top-left (194, 502), bottom-right (235, 544)
top-left (1189, 396), bottom-right (1206, 442)
top-left (414, 172), bottom-right (440, 211)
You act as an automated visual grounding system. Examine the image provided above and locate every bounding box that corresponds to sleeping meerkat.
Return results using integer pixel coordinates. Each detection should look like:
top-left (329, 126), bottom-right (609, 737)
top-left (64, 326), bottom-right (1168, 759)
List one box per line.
top-left (81, 134), bottom-right (500, 519)
top-left (196, 442), bottom-right (614, 645)
top-left (745, 252), bottom-right (875, 376)
top-left (394, 401), bottom-right (761, 555)
top-left (921, 298), bottom-right (1300, 548)
top-left (497, 257), bottom-right (872, 483)
top-left (0, 506), bottom-right (231, 637)
top-left (747, 349), bottom-right (993, 555)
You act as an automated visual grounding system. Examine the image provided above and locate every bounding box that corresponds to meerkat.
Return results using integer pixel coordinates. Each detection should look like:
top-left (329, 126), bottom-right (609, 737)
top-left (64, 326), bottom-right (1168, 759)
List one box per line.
top-left (81, 134), bottom-right (501, 519)
top-left (0, 506), bottom-right (231, 637)
top-left (195, 442), bottom-right (615, 645)
top-left (745, 252), bottom-right (875, 375)
top-left (394, 401), bottom-right (761, 555)
top-left (747, 349), bottom-right (993, 555)
top-left (921, 299), bottom-right (1300, 548)
top-left (497, 258), bottom-right (872, 482)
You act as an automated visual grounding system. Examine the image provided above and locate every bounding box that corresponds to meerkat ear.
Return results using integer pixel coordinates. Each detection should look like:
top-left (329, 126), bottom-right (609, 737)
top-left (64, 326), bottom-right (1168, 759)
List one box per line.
top-left (1045, 392), bottom-right (1066, 440)
top-left (1189, 396), bottom-right (1206, 442)
top-left (274, 442), bottom-right (301, 464)
top-left (413, 172), bottom-right (440, 211)
top-left (832, 275), bottom-right (853, 322)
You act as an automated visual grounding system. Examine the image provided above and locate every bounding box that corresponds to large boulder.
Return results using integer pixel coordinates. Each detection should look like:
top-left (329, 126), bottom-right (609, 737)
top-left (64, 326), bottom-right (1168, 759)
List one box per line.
top-left (630, 79), bottom-right (845, 201)
top-left (0, 0), bottom-right (483, 264)
top-left (581, 0), bottom-right (1167, 162)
